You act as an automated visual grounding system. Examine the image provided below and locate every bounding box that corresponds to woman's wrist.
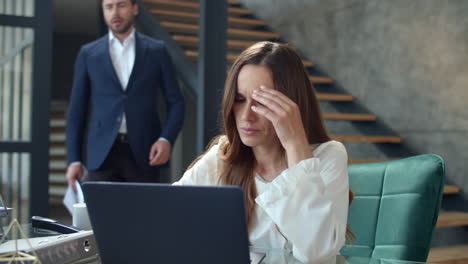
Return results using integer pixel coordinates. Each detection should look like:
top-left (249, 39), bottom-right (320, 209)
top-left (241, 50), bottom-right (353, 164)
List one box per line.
top-left (285, 140), bottom-right (313, 168)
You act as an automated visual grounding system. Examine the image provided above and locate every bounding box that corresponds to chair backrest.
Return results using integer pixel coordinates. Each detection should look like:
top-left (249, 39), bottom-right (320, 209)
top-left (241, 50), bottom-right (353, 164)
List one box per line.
top-left (340, 154), bottom-right (445, 262)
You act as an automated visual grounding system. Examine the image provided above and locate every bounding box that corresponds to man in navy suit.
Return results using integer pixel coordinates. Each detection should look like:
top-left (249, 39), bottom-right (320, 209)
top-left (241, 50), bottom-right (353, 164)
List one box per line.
top-left (66, 0), bottom-right (184, 192)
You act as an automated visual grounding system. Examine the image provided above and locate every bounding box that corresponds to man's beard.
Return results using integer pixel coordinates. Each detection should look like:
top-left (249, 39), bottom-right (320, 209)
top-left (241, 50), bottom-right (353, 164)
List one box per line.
top-left (109, 16), bottom-right (134, 35)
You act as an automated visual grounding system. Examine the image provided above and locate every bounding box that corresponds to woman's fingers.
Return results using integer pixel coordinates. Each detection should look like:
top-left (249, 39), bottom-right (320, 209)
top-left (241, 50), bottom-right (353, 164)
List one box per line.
top-left (251, 105), bottom-right (274, 121)
top-left (252, 90), bottom-right (286, 117)
top-left (252, 86), bottom-right (300, 121)
top-left (251, 86), bottom-right (310, 160)
top-left (259, 85), bottom-right (295, 106)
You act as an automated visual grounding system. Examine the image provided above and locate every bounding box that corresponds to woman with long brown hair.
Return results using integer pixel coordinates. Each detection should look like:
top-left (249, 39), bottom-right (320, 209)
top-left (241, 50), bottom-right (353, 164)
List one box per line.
top-left (175, 41), bottom-right (349, 263)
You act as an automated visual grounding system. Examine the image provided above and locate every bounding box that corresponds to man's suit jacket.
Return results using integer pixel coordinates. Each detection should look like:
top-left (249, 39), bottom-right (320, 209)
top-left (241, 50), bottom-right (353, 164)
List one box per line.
top-left (66, 32), bottom-right (185, 171)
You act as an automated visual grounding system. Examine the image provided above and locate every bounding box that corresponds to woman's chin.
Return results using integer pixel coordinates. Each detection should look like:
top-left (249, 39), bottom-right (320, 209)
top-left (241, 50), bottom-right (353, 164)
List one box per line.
top-left (240, 138), bottom-right (257, 148)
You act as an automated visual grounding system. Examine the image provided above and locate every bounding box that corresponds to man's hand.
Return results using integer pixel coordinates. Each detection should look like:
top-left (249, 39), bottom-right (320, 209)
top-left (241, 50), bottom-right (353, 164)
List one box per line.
top-left (149, 140), bottom-right (171, 166)
top-left (66, 163), bottom-right (84, 194)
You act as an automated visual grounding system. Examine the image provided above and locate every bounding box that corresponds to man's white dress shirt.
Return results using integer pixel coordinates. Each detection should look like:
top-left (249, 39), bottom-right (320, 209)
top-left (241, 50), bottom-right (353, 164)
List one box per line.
top-left (108, 29), bottom-right (135, 134)
top-left (175, 137), bottom-right (349, 264)
top-left (108, 29), bottom-right (169, 144)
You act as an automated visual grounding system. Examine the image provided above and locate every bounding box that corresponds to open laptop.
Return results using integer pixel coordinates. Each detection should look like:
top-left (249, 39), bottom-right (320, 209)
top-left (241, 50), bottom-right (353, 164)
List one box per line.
top-left (82, 182), bottom-right (263, 264)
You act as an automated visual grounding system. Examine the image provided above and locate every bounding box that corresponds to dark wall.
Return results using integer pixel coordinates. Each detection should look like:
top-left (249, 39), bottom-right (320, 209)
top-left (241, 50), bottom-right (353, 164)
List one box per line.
top-left (239, 0), bottom-right (468, 245)
top-left (52, 33), bottom-right (96, 100)
top-left (239, 0), bottom-right (468, 202)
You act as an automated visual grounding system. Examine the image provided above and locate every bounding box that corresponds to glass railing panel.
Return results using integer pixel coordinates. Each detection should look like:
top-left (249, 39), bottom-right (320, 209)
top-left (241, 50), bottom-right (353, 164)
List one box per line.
top-left (0, 152), bottom-right (30, 225)
top-left (0, 26), bottom-right (34, 142)
top-left (0, 0), bottom-right (34, 17)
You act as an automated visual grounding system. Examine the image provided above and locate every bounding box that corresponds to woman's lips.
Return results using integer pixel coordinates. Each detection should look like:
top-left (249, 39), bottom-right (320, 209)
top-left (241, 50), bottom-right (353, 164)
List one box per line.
top-left (240, 128), bottom-right (258, 136)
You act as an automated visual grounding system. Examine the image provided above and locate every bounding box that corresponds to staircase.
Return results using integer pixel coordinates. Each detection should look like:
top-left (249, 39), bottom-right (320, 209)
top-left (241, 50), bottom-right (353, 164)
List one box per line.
top-left (48, 0), bottom-right (468, 262)
top-left (49, 101), bottom-right (68, 206)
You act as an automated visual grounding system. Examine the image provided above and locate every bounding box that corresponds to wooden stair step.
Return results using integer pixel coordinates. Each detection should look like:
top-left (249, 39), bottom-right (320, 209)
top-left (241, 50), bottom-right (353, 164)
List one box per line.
top-left (185, 50), bottom-right (237, 63)
top-left (50, 127), bottom-right (66, 134)
top-left (437, 212), bottom-right (468, 228)
top-left (331, 135), bottom-right (402, 143)
top-left (145, 0), bottom-right (242, 6)
top-left (185, 50), bottom-right (312, 68)
top-left (429, 245), bottom-right (468, 264)
top-left (173, 35), bottom-right (305, 57)
top-left (50, 174), bottom-right (67, 184)
top-left (151, 9), bottom-right (266, 28)
top-left (144, 0), bottom-right (199, 10)
top-left (50, 160), bottom-right (67, 170)
top-left (310, 76), bottom-right (333, 84)
top-left (174, 35), bottom-right (256, 50)
top-left (316, 93), bottom-right (353, 101)
top-left (50, 154), bottom-right (66, 161)
top-left (161, 21), bottom-right (280, 40)
top-left (144, 0), bottom-right (252, 16)
top-left (312, 76), bottom-right (332, 84)
top-left (443, 185), bottom-right (460, 195)
top-left (50, 142), bottom-right (65, 148)
top-left (50, 112), bottom-right (65, 120)
top-left (441, 185), bottom-right (461, 195)
top-left (50, 168), bottom-right (66, 174)
top-left (49, 119), bottom-right (67, 127)
top-left (228, 7), bottom-right (251, 16)
top-left (322, 113), bottom-right (377, 121)
top-left (50, 148), bottom-right (66, 156)
top-left (49, 186), bottom-right (67, 197)
top-left (50, 137), bottom-right (65, 144)
top-left (227, 16), bottom-right (266, 29)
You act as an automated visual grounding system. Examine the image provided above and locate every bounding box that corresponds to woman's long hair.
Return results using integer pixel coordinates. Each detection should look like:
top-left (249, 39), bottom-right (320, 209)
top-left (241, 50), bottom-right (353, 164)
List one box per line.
top-left (219, 42), bottom-right (330, 229)
top-left (191, 41), bottom-right (353, 241)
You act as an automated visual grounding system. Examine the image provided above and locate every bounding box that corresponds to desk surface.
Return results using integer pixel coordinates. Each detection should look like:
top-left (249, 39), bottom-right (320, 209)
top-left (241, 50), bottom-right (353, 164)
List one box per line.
top-left (250, 247), bottom-right (431, 264)
top-left (1, 226), bottom-right (432, 264)
top-left (71, 254), bottom-right (433, 264)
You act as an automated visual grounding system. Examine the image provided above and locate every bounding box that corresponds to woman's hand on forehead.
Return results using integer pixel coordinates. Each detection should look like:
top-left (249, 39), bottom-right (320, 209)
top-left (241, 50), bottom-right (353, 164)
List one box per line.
top-left (251, 85), bottom-right (313, 167)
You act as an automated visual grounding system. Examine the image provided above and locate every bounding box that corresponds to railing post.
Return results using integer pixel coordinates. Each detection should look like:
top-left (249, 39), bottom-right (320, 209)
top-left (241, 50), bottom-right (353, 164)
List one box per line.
top-left (197, 0), bottom-right (227, 154)
top-left (31, 0), bottom-right (53, 218)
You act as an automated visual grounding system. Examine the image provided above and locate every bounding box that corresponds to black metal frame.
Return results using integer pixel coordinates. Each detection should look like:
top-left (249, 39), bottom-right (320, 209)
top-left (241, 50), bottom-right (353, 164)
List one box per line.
top-left (0, 15), bottom-right (37, 27)
top-left (196, 0), bottom-right (227, 153)
top-left (0, 0), bottom-right (52, 217)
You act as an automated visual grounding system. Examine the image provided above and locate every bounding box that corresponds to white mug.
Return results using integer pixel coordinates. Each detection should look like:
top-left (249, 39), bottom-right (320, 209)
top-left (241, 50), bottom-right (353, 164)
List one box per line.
top-left (72, 203), bottom-right (92, 230)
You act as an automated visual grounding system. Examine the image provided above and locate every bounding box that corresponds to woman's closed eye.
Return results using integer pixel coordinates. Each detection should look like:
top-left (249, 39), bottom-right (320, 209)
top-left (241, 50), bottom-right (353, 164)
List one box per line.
top-left (234, 95), bottom-right (245, 103)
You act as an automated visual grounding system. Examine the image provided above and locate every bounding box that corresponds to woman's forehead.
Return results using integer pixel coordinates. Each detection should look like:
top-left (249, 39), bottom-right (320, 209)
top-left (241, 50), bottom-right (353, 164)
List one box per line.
top-left (237, 65), bottom-right (274, 94)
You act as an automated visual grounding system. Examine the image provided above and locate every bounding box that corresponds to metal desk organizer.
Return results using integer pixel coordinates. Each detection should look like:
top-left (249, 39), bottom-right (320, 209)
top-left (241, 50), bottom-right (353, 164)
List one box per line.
top-left (0, 229), bottom-right (98, 264)
top-left (0, 192), bottom-right (98, 264)
top-left (0, 193), bottom-right (12, 239)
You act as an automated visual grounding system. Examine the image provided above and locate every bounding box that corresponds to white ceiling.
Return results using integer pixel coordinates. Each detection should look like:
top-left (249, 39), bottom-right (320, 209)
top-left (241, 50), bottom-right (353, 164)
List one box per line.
top-left (53, 0), bottom-right (99, 34)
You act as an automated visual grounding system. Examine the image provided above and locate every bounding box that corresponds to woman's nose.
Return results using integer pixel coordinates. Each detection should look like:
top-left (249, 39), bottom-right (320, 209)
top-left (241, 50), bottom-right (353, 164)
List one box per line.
top-left (241, 104), bottom-right (256, 121)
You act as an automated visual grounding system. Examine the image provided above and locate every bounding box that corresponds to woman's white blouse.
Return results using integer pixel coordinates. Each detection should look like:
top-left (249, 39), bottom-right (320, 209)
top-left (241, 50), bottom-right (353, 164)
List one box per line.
top-left (175, 138), bottom-right (349, 264)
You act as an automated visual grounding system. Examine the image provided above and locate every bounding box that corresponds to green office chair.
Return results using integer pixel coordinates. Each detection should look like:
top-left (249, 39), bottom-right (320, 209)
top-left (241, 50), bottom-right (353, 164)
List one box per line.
top-left (340, 154), bottom-right (445, 262)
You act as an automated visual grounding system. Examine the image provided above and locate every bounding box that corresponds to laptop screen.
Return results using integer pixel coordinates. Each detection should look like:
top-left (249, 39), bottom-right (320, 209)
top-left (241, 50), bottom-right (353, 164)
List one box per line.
top-left (82, 182), bottom-right (251, 264)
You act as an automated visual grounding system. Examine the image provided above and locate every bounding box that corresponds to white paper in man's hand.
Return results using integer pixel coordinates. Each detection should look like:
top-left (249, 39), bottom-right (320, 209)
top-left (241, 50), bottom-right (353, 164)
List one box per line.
top-left (63, 180), bottom-right (85, 215)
